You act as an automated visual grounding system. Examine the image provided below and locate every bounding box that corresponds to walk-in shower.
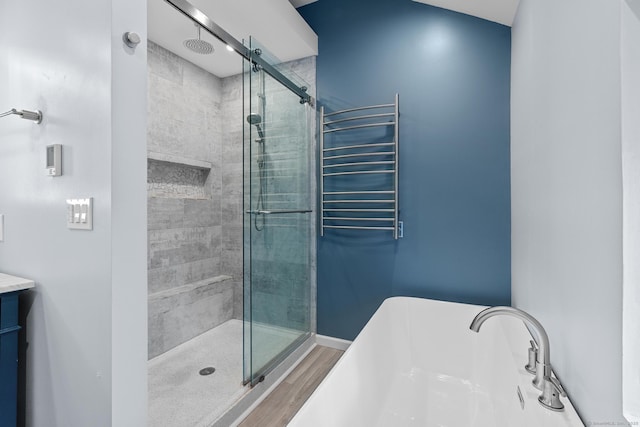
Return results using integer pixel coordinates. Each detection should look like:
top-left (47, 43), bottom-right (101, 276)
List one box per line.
top-left (147, 0), bottom-right (316, 425)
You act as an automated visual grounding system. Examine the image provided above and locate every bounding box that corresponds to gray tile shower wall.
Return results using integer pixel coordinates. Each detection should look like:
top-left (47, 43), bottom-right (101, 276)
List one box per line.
top-left (294, 56), bottom-right (318, 335)
top-left (147, 41), bottom-right (231, 359)
top-left (220, 72), bottom-right (244, 320)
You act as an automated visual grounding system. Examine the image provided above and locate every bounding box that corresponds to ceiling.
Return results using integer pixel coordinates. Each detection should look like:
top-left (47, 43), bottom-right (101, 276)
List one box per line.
top-left (148, 0), bottom-right (518, 79)
top-left (148, 0), bottom-right (318, 78)
top-left (289, 0), bottom-right (520, 27)
top-left (412, 0), bottom-right (520, 26)
top-left (290, 0), bottom-right (318, 7)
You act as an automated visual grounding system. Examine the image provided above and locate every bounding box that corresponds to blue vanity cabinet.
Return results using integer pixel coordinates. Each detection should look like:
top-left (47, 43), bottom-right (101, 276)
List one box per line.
top-left (0, 275), bottom-right (34, 427)
top-left (0, 292), bottom-right (20, 427)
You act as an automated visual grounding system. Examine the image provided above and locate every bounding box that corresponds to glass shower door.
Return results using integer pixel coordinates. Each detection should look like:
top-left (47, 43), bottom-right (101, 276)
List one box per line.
top-left (243, 37), bottom-right (312, 386)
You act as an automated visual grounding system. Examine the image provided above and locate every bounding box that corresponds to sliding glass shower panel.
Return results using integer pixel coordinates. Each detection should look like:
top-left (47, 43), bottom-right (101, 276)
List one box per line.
top-left (243, 37), bottom-right (312, 386)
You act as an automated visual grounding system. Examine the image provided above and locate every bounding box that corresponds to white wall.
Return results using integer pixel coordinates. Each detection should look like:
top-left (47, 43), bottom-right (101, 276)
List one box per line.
top-left (511, 0), bottom-right (625, 423)
top-left (622, 0), bottom-right (640, 423)
top-left (0, 0), bottom-right (147, 425)
top-left (111, 0), bottom-right (148, 424)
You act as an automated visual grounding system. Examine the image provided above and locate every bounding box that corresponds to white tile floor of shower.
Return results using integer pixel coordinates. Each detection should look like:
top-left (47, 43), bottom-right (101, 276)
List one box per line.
top-left (148, 319), bottom-right (303, 427)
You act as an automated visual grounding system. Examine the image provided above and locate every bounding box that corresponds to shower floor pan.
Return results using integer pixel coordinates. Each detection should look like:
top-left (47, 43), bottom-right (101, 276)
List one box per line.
top-left (148, 319), bottom-right (302, 427)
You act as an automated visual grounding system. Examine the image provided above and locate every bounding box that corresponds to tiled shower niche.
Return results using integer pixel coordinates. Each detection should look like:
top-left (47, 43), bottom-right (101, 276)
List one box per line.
top-left (147, 152), bottom-right (212, 200)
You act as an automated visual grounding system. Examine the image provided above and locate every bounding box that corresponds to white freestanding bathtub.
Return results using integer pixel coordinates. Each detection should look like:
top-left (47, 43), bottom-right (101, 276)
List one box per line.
top-left (289, 297), bottom-right (584, 427)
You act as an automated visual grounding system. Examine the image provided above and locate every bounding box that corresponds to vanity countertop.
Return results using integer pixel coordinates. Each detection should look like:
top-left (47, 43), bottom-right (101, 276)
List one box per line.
top-left (0, 273), bottom-right (35, 295)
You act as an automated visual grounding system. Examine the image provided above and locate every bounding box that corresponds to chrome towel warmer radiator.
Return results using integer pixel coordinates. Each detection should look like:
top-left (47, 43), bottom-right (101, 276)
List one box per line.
top-left (320, 94), bottom-right (400, 239)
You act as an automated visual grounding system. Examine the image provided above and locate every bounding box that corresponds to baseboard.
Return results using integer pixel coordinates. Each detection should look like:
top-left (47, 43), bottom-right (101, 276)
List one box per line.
top-left (316, 334), bottom-right (352, 351)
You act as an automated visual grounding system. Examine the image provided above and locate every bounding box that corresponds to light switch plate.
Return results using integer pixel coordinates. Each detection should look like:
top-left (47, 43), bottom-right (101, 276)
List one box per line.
top-left (66, 198), bottom-right (93, 230)
top-left (0, 214), bottom-right (4, 241)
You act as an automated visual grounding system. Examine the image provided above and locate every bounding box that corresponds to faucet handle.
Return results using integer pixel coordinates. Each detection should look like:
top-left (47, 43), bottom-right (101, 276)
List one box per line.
top-left (525, 340), bottom-right (538, 374)
top-left (549, 376), bottom-right (567, 397)
top-left (538, 376), bottom-right (566, 411)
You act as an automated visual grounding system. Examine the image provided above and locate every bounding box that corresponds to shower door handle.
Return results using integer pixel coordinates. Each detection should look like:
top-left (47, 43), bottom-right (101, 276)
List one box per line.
top-left (246, 209), bottom-right (312, 215)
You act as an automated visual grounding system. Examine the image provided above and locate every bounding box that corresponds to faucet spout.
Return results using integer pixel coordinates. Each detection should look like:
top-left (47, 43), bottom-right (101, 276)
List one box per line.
top-left (469, 306), bottom-right (550, 389)
top-left (470, 306), bottom-right (564, 411)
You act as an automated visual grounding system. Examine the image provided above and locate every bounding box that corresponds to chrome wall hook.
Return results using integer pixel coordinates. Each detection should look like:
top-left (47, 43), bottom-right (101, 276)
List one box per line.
top-left (123, 32), bottom-right (141, 48)
top-left (1, 108), bottom-right (43, 124)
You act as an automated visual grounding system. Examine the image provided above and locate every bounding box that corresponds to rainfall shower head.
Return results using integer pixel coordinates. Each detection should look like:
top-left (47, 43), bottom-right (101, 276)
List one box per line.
top-left (246, 113), bottom-right (265, 141)
top-left (183, 25), bottom-right (213, 55)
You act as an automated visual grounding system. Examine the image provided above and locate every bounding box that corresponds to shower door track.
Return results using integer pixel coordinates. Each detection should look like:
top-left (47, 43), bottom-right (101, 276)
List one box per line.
top-left (164, 0), bottom-right (312, 105)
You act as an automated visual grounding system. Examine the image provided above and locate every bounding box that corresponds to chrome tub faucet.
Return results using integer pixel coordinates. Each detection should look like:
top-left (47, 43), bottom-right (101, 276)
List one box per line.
top-left (469, 306), bottom-right (567, 411)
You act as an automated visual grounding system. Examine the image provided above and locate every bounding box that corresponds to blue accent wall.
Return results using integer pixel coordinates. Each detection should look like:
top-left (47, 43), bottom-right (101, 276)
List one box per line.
top-left (300, 0), bottom-right (511, 340)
